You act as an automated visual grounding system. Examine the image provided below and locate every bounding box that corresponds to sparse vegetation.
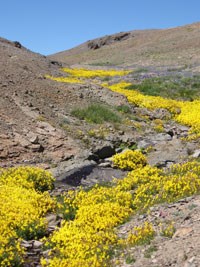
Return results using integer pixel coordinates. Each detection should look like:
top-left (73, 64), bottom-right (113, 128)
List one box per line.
top-left (116, 104), bottom-right (131, 114)
top-left (133, 68), bottom-right (149, 73)
top-left (125, 254), bottom-right (136, 264)
top-left (71, 103), bottom-right (121, 124)
top-left (144, 245), bottom-right (158, 258)
top-left (125, 75), bottom-right (200, 101)
top-left (160, 222), bottom-right (176, 238)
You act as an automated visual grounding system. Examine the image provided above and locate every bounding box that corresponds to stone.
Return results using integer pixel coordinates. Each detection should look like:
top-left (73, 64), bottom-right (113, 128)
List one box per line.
top-left (98, 162), bottom-right (112, 167)
top-left (46, 214), bottom-right (57, 227)
top-left (173, 227), bottom-right (193, 239)
top-left (53, 160), bottom-right (97, 186)
top-left (153, 133), bottom-right (172, 142)
top-left (21, 240), bottom-right (33, 248)
top-left (152, 108), bottom-right (172, 120)
top-left (14, 133), bottom-right (30, 147)
top-left (138, 140), bottom-right (154, 149)
top-left (30, 144), bottom-right (44, 152)
top-left (92, 144), bottom-right (115, 159)
top-left (13, 41), bottom-right (22, 48)
top-left (27, 132), bottom-right (39, 144)
top-left (0, 150), bottom-right (8, 159)
top-left (192, 149), bottom-right (200, 158)
top-left (33, 240), bottom-right (43, 249)
top-left (147, 138), bottom-right (188, 166)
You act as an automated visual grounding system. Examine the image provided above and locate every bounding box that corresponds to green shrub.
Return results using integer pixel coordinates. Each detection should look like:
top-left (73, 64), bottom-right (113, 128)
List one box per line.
top-left (126, 75), bottom-right (200, 101)
top-left (71, 103), bottom-right (121, 124)
top-left (116, 105), bottom-right (131, 114)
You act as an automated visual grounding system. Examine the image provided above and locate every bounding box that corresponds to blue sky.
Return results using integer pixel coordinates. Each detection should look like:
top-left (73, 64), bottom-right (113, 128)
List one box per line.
top-left (1, 0), bottom-right (200, 55)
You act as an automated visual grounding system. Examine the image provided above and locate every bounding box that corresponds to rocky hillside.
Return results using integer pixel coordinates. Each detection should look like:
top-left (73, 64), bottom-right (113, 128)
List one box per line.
top-left (2, 29), bottom-right (200, 267)
top-left (49, 22), bottom-right (200, 71)
top-left (0, 37), bottom-right (133, 168)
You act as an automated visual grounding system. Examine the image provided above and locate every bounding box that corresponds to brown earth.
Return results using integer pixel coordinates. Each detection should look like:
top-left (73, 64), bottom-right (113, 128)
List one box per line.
top-left (0, 37), bottom-right (131, 168)
top-left (49, 22), bottom-right (200, 71)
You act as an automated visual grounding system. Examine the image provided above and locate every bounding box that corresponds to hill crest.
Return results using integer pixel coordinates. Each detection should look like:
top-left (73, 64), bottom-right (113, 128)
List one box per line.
top-left (49, 22), bottom-right (200, 71)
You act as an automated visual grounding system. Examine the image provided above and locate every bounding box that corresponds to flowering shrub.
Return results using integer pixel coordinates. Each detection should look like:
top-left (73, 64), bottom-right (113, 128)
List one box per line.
top-left (6, 68), bottom-right (200, 266)
top-left (0, 166), bottom-right (55, 192)
top-left (126, 222), bottom-right (155, 246)
top-left (103, 82), bottom-right (182, 113)
top-left (112, 150), bottom-right (147, 170)
top-left (176, 100), bottom-right (200, 139)
top-left (116, 161), bottom-right (200, 210)
top-left (0, 167), bottom-right (55, 266)
top-left (62, 68), bottom-right (131, 78)
top-left (46, 68), bottom-right (131, 86)
top-left (103, 81), bottom-right (200, 139)
top-left (42, 185), bottom-right (133, 267)
top-left (160, 222), bottom-right (176, 238)
top-left (40, 158), bottom-right (200, 266)
top-left (45, 74), bottom-right (83, 84)
top-left (47, 68), bottom-right (200, 138)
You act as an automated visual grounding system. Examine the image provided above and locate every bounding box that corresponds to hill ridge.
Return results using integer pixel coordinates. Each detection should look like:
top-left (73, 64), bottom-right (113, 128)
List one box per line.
top-left (49, 21), bottom-right (200, 71)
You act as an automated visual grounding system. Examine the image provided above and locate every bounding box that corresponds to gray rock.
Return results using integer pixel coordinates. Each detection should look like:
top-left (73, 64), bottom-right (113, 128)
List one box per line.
top-left (98, 162), bottom-right (112, 167)
top-left (21, 240), bottom-right (33, 249)
top-left (92, 144), bottom-right (115, 159)
top-left (46, 214), bottom-right (57, 226)
top-left (153, 133), bottom-right (172, 142)
top-left (30, 144), bottom-right (44, 152)
top-left (27, 132), bottom-right (39, 144)
top-left (178, 125), bottom-right (190, 132)
top-left (52, 160), bottom-right (97, 186)
top-left (152, 108), bottom-right (172, 120)
top-left (147, 138), bottom-right (188, 167)
top-left (33, 240), bottom-right (43, 249)
top-left (138, 140), bottom-right (154, 149)
top-left (192, 149), bottom-right (200, 158)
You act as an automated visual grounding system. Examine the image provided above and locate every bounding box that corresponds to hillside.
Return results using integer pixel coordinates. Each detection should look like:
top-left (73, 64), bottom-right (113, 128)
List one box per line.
top-left (50, 22), bottom-right (200, 71)
top-left (0, 37), bottom-right (131, 168)
top-left (2, 26), bottom-right (200, 267)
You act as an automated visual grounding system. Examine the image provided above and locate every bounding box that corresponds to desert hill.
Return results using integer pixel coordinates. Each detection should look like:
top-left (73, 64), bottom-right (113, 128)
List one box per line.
top-left (50, 22), bottom-right (200, 71)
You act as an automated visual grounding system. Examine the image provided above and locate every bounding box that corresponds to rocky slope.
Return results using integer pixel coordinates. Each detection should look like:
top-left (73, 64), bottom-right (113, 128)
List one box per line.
top-left (0, 37), bottom-right (133, 168)
top-left (1, 31), bottom-right (200, 267)
top-left (49, 22), bottom-right (200, 71)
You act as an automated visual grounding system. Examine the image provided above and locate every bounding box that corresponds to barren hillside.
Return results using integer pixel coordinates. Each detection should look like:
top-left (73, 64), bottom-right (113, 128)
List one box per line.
top-left (50, 22), bottom-right (200, 70)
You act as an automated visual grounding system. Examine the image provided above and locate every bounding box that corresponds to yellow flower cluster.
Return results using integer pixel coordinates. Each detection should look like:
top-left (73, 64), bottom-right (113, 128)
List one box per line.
top-left (176, 100), bottom-right (200, 139)
top-left (160, 222), bottom-right (175, 238)
top-left (46, 68), bottom-right (131, 85)
top-left (42, 185), bottom-right (133, 267)
top-left (103, 81), bottom-right (200, 138)
top-left (0, 167), bottom-right (55, 266)
top-left (0, 166), bottom-right (55, 192)
top-left (103, 82), bottom-right (182, 113)
top-left (42, 152), bottom-right (200, 267)
top-left (46, 67), bottom-right (200, 138)
top-left (45, 74), bottom-right (83, 84)
top-left (112, 149), bottom-right (147, 170)
top-left (62, 68), bottom-right (131, 78)
top-left (116, 161), bottom-right (200, 210)
top-left (126, 222), bottom-right (155, 246)
top-left (153, 119), bottom-right (164, 133)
